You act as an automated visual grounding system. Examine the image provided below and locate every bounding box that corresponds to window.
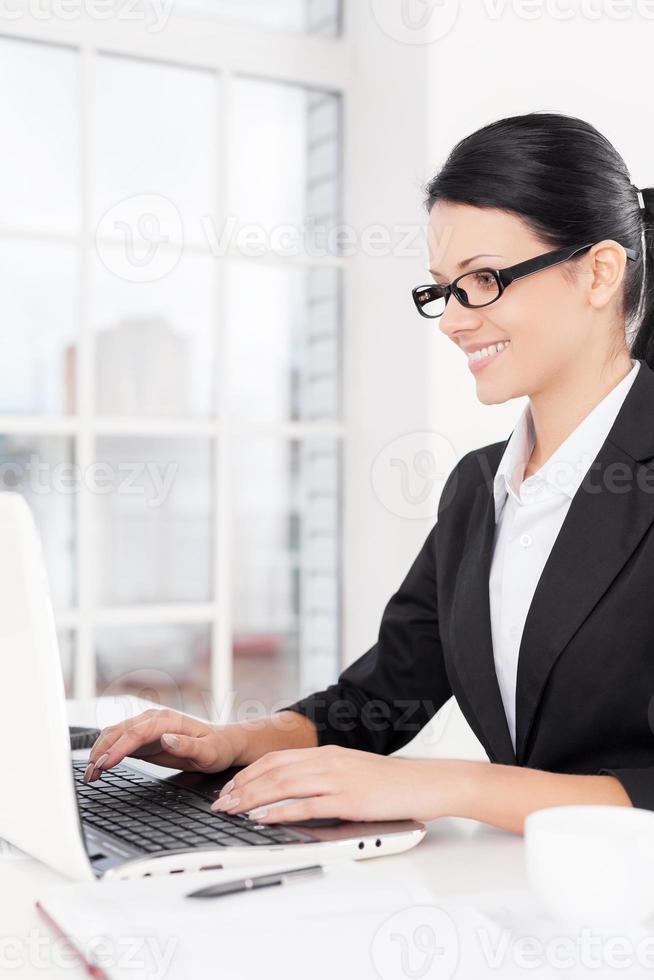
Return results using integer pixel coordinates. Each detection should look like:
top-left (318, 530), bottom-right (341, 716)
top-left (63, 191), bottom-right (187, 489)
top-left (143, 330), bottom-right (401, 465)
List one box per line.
top-left (0, 22), bottom-right (345, 720)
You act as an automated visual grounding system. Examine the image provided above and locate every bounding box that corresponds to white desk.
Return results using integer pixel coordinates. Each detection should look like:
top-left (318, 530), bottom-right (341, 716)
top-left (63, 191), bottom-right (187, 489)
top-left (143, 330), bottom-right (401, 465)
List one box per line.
top-left (0, 698), bottom-right (526, 979)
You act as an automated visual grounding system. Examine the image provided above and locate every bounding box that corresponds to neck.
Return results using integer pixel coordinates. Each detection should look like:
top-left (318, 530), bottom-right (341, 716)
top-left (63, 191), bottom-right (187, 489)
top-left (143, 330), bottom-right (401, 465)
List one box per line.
top-left (527, 349), bottom-right (634, 472)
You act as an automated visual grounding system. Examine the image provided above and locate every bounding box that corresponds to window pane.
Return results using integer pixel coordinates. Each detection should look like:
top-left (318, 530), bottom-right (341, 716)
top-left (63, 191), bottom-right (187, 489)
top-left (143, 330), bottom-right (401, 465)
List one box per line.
top-left (0, 435), bottom-right (75, 609)
top-left (0, 241), bottom-right (77, 415)
top-left (96, 623), bottom-right (211, 718)
top-left (174, 0), bottom-right (341, 37)
top-left (0, 38), bottom-right (79, 235)
top-left (93, 438), bottom-right (213, 605)
top-left (226, 263), bottom-right (340, 423)
top-left (93, 55), bottom-right (216, 247)
top-left (92, 252), bottom-right (215, 416)
top-left (232, 438), bottom-right (340, 714)
top-left (229, 79), bottom-right (341, 255)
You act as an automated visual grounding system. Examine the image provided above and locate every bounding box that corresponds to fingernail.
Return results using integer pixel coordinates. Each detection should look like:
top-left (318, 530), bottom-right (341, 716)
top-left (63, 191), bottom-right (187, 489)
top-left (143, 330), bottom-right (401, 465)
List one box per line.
top-left (161, 733), bottom-right (180, 750)
top-left (211, 795), bottom-right (234, 811)
top-left (219, 779), bottom-right (234, 797)
top-left (83, 753), bottom-right (108, 784)
top-left (211, 795), bottom-right (241, 812)
top-left (248, 807), bottom-right (269, 820)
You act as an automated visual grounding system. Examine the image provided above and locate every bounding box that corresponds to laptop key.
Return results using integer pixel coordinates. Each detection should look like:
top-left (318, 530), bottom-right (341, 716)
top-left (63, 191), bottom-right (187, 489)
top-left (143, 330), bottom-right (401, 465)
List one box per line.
top-left (231, 831), bottom-right (276, 845)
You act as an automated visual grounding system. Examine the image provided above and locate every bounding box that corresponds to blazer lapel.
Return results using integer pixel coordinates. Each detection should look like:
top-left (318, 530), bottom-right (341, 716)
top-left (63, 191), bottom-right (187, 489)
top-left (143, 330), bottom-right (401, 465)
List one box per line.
top-left (449, 454), bottom-right (518, 766)
top-left (449, 358), bottom-right (654, 768)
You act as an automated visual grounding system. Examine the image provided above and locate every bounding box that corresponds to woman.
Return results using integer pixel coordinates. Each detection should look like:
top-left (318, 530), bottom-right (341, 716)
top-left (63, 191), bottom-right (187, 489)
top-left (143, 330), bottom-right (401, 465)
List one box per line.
top-left (85, 112), bottom-right (654, 835)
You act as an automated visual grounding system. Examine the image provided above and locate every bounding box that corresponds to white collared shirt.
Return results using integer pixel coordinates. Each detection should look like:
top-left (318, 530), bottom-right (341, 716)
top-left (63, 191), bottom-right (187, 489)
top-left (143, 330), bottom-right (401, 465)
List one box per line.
top-left (489, 358), bottom-right (640, 753)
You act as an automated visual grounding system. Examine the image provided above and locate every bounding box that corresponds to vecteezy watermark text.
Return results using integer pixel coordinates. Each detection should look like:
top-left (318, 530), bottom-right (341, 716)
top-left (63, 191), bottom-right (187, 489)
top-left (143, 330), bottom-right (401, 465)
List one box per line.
top-left (0, 928), bottom-right (177, 979)
top-left (94, 193), bottom-right (431, 283)
top-left (0, 456), bottom-right (177, 508)
top-left (0, 0), bottom-right (173, 33)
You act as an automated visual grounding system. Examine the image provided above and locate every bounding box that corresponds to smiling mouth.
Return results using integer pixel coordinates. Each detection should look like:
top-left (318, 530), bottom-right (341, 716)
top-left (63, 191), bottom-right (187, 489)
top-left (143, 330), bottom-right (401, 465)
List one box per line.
top-left (466, 340), bottom-right (511, 364)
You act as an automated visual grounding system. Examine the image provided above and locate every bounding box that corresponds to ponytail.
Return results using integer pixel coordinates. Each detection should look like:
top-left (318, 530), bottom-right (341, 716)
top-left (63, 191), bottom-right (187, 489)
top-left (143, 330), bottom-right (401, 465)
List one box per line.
top-left (628, 188), bottom-right (654, 369)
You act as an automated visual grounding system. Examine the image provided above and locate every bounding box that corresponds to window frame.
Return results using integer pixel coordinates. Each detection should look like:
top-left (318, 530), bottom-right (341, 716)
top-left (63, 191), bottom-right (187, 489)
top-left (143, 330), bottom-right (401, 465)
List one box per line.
top-left (0, 9), bottom-right (349, 715)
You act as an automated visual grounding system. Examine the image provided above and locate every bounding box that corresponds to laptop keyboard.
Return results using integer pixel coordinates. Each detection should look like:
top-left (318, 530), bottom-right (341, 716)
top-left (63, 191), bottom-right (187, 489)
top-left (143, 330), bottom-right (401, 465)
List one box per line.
top-left (72, 759), bottom-right (309, 854)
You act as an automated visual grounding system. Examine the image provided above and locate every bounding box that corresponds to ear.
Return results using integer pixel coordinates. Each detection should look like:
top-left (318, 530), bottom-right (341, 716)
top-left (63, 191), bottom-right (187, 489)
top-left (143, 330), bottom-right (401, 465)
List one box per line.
top-left (586, 240), bottom-right (630, 311)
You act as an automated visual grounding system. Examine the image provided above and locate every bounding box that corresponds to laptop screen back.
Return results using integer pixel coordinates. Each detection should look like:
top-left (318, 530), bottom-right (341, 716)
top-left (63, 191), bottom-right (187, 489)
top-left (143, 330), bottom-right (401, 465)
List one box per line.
top-left (0, 492), bottom-right (93, 881)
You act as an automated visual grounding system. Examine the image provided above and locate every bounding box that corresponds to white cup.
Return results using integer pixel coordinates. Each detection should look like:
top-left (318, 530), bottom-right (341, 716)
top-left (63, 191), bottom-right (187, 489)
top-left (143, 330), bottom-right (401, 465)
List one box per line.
top-left (525, 805), bottom-right (654, 927)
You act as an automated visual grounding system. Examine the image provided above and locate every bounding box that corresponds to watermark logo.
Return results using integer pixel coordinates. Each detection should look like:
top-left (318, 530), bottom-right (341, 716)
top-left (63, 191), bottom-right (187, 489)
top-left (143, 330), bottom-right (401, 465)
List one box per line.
top-left (370, 0), bottom-right (654, 45)
top-left (370, 0), bottom-right (461, 44)
top-left (96, 193), bottom-right (183, 284)
top-left (370, 431), bottom-right (458, 520)
top-left (370, 905), bottom-right (459, 980)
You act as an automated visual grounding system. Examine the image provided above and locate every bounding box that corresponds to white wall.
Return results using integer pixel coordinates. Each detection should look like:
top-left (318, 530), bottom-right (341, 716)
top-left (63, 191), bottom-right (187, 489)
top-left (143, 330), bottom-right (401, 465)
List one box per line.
top-left (342, 3), bottom-right (437, 662)
top-left (341, 3), bottom-right (488, 759)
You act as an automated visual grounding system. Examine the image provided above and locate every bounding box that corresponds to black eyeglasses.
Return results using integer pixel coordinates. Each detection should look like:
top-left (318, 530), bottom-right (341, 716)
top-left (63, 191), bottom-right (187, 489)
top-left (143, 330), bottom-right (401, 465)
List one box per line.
top-left (412, 241), bottom-right (640, 319)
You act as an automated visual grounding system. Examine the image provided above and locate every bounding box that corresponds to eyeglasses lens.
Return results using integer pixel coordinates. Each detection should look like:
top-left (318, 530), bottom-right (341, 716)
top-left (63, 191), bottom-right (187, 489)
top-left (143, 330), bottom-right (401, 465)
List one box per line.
top-left (416, 288), bottom-right (447, 318)
top-left (454, 271), bottom-right (500, 307)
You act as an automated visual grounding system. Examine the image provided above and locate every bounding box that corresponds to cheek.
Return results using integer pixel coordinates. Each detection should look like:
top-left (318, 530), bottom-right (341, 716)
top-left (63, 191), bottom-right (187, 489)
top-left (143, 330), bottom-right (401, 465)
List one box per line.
top-left (483, 290), bottom-right (577, 391)
top-left (492, 277), bottom-right (576, 352)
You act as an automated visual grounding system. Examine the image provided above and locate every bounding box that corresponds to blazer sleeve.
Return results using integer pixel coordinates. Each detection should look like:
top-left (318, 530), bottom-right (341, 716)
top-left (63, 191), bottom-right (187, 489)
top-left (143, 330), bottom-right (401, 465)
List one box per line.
top-left (597, 767), bottom-right (654, 810)
top-left (275, 489), bottom-right (454, 755)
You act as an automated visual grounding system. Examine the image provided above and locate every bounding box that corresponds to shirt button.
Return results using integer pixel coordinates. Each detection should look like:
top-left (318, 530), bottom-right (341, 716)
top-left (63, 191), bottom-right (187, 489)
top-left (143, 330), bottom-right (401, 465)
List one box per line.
top-left (519, 533), bottom-right (533, 547)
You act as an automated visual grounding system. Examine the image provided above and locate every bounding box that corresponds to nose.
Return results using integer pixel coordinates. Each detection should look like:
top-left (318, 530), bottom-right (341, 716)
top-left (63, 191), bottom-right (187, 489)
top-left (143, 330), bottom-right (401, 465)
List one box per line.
top-left (438, 295), bottom-right (485, 345)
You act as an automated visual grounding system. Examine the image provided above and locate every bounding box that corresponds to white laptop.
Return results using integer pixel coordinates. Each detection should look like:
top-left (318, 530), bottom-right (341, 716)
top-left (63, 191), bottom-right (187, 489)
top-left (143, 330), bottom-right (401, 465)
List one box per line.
top-left (0, 492), bottom-right (425, 882)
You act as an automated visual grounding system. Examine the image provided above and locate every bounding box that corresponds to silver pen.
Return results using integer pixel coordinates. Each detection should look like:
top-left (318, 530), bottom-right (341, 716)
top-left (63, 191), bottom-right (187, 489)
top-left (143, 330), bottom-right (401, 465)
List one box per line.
top-left (186, 863), bottom-right (325, 899)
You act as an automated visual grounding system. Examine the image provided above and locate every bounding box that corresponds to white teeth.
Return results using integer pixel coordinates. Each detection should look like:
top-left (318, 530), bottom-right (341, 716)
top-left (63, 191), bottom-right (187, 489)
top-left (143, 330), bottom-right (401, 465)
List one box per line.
top-left (468, 341), bottom-right (511, 362)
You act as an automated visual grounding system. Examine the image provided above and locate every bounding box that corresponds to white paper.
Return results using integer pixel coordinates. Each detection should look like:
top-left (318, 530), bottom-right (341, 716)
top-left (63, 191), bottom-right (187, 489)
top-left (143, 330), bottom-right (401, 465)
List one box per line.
top-left (37, 858), bottom-right (435, 980)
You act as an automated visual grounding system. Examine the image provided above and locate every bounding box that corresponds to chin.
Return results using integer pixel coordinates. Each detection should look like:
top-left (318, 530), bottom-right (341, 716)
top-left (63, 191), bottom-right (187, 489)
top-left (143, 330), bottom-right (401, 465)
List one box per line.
top-left (475, 383), bottom-right (512, 406)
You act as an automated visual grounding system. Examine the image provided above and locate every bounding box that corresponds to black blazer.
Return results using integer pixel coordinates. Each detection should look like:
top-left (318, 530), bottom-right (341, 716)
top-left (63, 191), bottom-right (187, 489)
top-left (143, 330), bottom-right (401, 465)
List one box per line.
top-left (283, 357), bottom-right (654, 811)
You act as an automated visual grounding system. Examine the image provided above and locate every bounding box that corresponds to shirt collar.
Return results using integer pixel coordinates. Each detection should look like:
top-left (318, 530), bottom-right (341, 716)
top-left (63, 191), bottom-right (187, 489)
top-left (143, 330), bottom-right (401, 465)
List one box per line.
top-left (493, 358), bottom-right (640, 521)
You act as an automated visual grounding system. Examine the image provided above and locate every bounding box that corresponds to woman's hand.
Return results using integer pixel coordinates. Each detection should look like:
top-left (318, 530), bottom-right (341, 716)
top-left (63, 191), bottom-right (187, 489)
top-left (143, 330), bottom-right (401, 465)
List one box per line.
top-left (83, 707), bottom-right (241, 783)
top-left (209, 745), bottom-right (459, 823)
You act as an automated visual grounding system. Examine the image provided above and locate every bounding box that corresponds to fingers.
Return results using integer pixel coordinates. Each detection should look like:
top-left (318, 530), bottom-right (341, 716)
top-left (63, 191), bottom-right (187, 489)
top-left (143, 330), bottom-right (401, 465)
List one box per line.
top-left (216, 746), bottom-right (330, 800)
top-left (211, 754), bottom-right (334, 817)
top-left (84, 708), bottom-right (209, 781)
top-left (88, 708), bottom-right (188, 765)
top-left (158, 732), bottom-right (218, 771)
top-left (248, 796), bottom-right (337, 824)
top-left (211, 773), bottom-right (329, 816)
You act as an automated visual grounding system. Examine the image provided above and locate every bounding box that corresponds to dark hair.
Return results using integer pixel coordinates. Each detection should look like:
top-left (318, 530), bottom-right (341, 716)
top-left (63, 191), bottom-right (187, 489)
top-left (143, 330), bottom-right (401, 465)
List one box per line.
top-left (424, 112), bottom-right (654, 369)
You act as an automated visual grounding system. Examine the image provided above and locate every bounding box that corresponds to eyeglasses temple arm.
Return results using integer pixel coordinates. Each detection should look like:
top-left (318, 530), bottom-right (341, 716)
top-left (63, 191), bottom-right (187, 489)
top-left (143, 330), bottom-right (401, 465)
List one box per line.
top-left (501, 242), bottom-right (639, 288)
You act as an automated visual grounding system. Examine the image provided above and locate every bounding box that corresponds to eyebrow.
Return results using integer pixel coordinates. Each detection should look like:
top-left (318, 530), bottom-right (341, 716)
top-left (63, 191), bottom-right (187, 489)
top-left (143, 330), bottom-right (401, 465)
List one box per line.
top-left (429, 254), bottom-right (504, 279)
